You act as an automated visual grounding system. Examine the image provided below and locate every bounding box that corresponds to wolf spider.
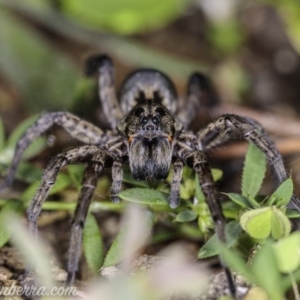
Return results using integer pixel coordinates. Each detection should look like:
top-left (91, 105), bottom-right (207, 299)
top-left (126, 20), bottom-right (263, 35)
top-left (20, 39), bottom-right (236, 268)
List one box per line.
top-left (1, 54), bottom-right (299, 296)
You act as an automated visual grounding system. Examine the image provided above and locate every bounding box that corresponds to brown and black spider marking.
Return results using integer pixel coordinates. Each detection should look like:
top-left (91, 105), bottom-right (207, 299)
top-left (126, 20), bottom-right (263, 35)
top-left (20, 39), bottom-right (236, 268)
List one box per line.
top-left (1, 54), bottom-right (300, 297)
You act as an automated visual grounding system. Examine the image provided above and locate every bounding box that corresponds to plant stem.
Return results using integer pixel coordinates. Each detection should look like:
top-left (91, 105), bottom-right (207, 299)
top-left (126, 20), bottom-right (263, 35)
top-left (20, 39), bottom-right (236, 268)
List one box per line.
top-left (290, 272), bottom-right (300, 300)
top-left (0, 199), bottom-right (125, 212)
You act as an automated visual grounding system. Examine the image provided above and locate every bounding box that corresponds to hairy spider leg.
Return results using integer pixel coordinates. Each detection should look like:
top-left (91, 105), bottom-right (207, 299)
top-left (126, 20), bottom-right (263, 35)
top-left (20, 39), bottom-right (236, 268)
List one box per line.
top-left (169, 159), bottom-right (184, 208)
top-left (0, 112), bottom-right (110, 190)
top-left (177, 73), bottom-right (219, 128)
top-left (26, 143), bottom-right (123, 285)
top-left (186, 150), bottom-right (236, 297)
top-left (111, 160), bottom-right (123, 203)
top-left (197, 114), bottom-right (300, 211)
top-left (67, 150), bottom-right (110, 285)
top-left (85, 55), bottom-right (123, 130)
top-left (27, 146), bottom-right (100, 240)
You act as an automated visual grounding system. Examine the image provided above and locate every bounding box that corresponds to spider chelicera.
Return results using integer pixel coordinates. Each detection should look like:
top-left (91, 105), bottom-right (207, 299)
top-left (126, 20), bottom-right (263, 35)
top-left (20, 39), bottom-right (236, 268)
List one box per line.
top-left (1, 54), bottom-right (299, 297)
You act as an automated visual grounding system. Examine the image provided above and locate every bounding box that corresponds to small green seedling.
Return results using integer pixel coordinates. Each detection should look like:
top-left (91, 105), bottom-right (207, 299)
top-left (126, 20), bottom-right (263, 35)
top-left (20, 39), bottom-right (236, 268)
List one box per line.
top-left (232, 143), bottom-right (295, 240)
top-left (199, 143), bottom-right (297, 258)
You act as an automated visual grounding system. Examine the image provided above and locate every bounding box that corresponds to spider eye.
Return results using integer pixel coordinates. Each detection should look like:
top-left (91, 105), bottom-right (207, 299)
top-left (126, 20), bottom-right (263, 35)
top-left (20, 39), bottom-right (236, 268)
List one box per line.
top-left (152, 116), bottom-right (159, 125)
top-left (156, 107), bottom-right (166, 117)
top-left (141, 116), bottom-right (148, 124)
top-left (135, 107), bottom-right (144, 117)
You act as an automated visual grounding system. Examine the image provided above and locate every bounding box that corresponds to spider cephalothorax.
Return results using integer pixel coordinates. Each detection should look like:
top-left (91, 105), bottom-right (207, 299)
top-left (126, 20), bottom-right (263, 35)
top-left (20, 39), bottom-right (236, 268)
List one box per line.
top-left (119, 100), bottom-right (179, 180)
top-left (1, 54), bottom-right (299, 297)
top-left (117, 68), bottom-right (182, 181)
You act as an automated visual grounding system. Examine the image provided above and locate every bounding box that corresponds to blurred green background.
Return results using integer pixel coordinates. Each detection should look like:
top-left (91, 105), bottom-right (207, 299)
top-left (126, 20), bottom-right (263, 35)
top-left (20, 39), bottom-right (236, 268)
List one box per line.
top-left (1, 0), bottom-right (300, 119)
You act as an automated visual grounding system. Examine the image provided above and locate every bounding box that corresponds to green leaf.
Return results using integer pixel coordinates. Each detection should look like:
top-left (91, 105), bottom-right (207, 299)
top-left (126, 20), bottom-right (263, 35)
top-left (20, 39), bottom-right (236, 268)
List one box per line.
top-left (286, 209), bottom-right (300, 219)
top-left (122, 172), bottom-right (149, 188)
top-left (219, 245), bottom-right (254, 281)
top-left (6, 115), bottom-right (40, 148)
top-left (175, 210), bottom-right (197, 223)
top-left (103, 209), bottom-right (154, 267)
top-left (273, 232), bottom-right (300, 273)
top-left (0, 115), bottom-right (47, 164)
top-left (271, 208), bottom-right (291, 239)
top-left (196, 203), bottom-right (213, 234)
top-left (194, 175), bottom-right (204, 202)
top-left (240, 207), bottom-right (291, 240)
top-left (67, 165), bottom-right (85, 190)
top-left (246, 196), bottom-right (261, 209)
top-left (49, 173), bottom-right (73, 195)
top-left (240, 207), bottom-right (272, 239)
top-left (151, 231), bottom-right (177, 244)
top-left (194, 169), bottom-right (222, 203)
top-left (226, 193), bottom-right (251, 209)
top-left (180, 178), bottom-right (196, 200)
top-left (251, 242), bottom-right (283, 300)
top-left (0, 200), bottom-right (24, 248)
top-left (242, 143), bottom-right (267, 198)
top-left (282, 269), bottom-right (300, 293)
top-left (119, 188), bottom-right (169, 206)
top-left (83, 213), bottom-right (103, 273)
top-left (23, 137), bottom-right (47, 160)
top-left (15, 162), bottom-right (43, 184)
top-left (198, 221), bottom-right (242, 258)
top-left (268, 178), bottom-right (293, 207)
top-left (212, 169), bottom-right (223, 181)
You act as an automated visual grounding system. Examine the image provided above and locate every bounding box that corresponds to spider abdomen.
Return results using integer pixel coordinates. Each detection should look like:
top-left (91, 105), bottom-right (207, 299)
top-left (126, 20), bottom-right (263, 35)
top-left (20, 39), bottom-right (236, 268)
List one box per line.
top-left (129, 137), bottom-right (172, 180)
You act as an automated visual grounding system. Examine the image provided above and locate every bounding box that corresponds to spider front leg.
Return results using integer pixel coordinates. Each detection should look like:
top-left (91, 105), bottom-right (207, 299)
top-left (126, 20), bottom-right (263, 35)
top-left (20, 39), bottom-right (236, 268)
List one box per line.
top-left (27, 146), bottom-right (100, 240)
top-left (0, 112), bottom-right (110, 190)
top-left (67, 150), bottom-right (110, 285)
top-left (197, 114), bottom-right (300, 211)
top-left (185, 151), bottom-right (236, 297)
